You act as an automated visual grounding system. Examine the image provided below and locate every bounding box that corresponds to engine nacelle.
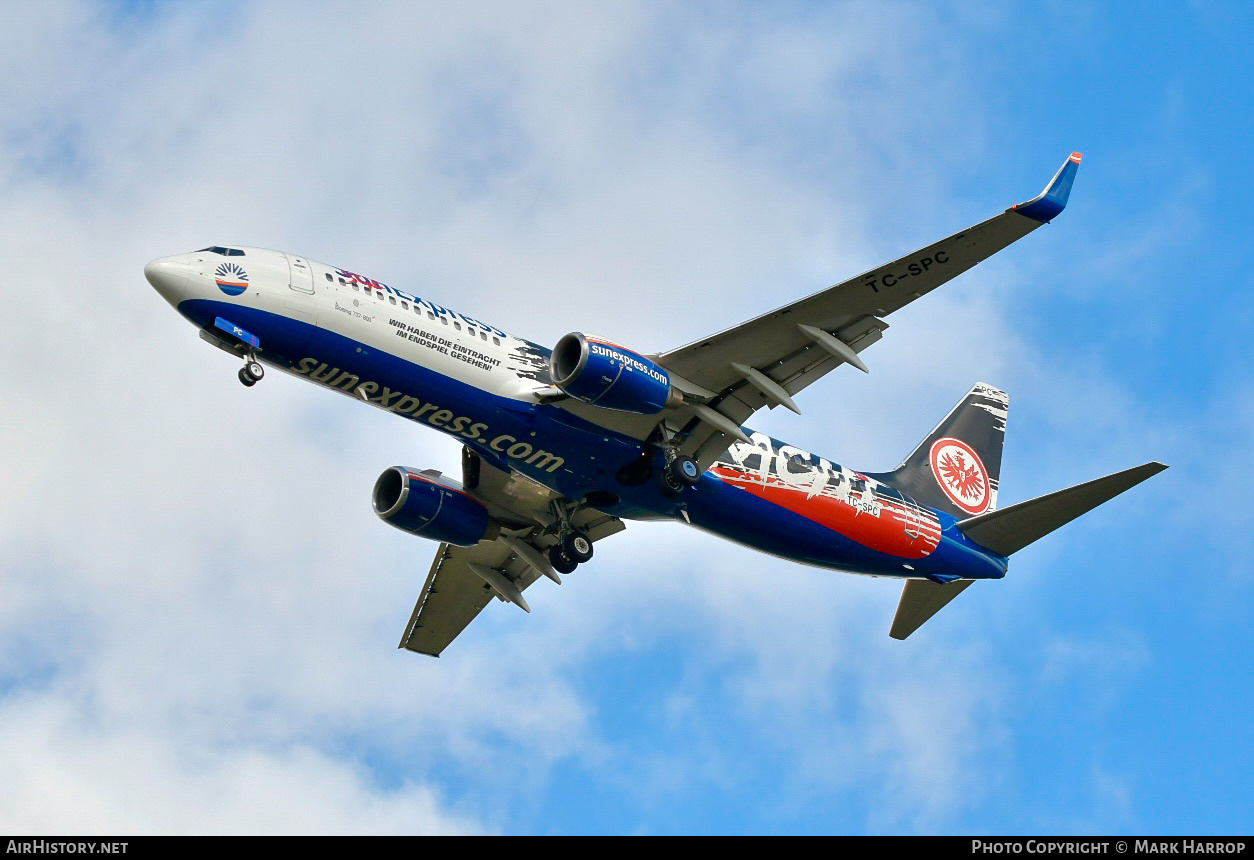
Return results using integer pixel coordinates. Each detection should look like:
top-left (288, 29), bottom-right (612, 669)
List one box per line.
top-left (550, 332), bottom-right (680, 414)
top-left (372, 467), bottom-right (497, 547)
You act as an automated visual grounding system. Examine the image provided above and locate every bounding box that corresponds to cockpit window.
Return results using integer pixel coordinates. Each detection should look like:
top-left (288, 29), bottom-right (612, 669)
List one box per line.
top-left (196, 246), bottom-right (246, 257)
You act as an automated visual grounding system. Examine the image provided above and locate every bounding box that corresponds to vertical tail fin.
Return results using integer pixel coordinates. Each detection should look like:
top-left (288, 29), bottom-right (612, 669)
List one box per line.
top-left (871, 383), bottom-right (1009, 518)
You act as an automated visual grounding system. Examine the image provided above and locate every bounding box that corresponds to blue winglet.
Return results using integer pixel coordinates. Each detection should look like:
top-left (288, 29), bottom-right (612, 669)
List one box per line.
top-left (1011, 152), bottom-right (1082, 223)
top-left (214, 316), bottom-right (261, 349)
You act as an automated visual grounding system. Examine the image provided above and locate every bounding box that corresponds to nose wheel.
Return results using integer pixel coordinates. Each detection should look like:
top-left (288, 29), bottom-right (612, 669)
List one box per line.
top-left (238, 357), bottom-right (264, 387)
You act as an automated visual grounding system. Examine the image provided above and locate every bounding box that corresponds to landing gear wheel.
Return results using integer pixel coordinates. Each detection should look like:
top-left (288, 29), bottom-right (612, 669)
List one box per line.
top-left (561, 530), bottom-right (594, 564)
top-left (243, 360), bottom-right (264, 382)
top-left (658, 468), bottom-right (684, 498)
top-left (238, 367), bottom-right (258, 387)
top-left (548, 545), bottom-right (578, 574)
top-left (670, 455), bottom-right (701, 486)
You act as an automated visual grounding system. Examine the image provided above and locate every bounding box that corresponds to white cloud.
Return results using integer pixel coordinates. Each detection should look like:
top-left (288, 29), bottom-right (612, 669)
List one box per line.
top-left (0, 696), bottom-right (480, 835)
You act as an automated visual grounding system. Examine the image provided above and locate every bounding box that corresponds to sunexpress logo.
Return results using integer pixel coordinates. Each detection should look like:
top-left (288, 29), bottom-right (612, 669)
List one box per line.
top-left (293, 358), bottom-right (564, 473)
top-left (588, 341), bottom-right (669, 385)
top-left (334, 268), bottom-right (508, 339)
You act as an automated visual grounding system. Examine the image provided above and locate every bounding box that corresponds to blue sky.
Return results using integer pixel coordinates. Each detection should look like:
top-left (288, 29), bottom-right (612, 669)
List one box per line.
top-left (0, 1), bottom-right (1250, 835)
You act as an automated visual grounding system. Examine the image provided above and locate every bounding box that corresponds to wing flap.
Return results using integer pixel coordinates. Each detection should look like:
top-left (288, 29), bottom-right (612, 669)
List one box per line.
top-left (399, 543), bottom-right (499, 657)
top-left (680, 317), bottom-right (886, 468)
top-left (658, 207), bottom-right (1042, 397)
top-left (398, 476), bottom-right (626, 657)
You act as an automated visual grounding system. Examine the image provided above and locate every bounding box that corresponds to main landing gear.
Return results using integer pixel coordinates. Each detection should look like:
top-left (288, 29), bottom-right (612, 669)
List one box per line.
top-left (547, 500), bottom-right (594, 574)
top-left (238, 356), bottom-right (264, 387)
top-left (648, 423), bottom-right (703, 498)
top-left (658, 451), bottom-right (702, 497)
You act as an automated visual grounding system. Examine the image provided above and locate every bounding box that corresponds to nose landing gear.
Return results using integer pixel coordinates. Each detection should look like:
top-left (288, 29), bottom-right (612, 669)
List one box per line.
top-left (238, 357), bottom-right (264, 387)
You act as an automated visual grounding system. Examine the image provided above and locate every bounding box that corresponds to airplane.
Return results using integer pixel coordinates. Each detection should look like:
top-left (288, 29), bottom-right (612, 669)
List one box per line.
top-left (145, 152), bottom-right (1165, 656)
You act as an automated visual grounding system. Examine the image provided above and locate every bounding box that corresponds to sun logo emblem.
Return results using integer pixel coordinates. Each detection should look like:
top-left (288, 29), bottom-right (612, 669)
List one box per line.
top-left (214, 262), bottom-right (249, 296)
top-left (928, 437), bottom-right (991, 515)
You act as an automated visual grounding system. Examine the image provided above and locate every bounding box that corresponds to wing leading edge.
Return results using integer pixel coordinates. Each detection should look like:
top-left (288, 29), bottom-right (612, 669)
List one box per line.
top-left (656, 153), bottom-right (1082, 468)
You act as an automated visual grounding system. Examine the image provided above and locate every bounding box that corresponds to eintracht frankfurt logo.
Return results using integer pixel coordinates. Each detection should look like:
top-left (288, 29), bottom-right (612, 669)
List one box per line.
top-left (928, 437), bottom-right (991, 515)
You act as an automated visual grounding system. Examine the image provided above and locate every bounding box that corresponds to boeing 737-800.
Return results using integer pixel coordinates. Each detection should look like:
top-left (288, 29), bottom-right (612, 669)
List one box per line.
top-left (146, 153), bottom-right (1165, 655)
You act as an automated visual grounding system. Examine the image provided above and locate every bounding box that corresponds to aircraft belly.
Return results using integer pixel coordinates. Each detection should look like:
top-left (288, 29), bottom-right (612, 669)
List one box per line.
top-left (685, 479), bottom-right (905, 573)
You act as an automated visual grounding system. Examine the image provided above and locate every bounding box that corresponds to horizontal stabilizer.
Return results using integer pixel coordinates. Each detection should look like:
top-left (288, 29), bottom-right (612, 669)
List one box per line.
top-left (958, 462), bottom-right (1167, 557)
top-left (890, 579), bottom-right (974, 640)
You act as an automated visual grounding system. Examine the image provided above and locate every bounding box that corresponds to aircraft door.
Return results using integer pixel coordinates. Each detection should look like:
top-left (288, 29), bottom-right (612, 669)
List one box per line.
top-left (287, 254), bottom-right (315, 294)
top-left (281, 253), bottom-right (319, 342)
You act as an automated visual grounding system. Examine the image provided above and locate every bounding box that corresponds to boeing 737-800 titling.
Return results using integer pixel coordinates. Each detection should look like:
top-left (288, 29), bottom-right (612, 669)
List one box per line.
top-left (147, 153), bottom-right (1165, 655)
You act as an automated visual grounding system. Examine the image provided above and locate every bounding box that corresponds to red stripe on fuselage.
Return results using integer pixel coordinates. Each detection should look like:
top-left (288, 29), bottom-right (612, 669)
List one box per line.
top-left (711, 465), bottom-right (942, 559)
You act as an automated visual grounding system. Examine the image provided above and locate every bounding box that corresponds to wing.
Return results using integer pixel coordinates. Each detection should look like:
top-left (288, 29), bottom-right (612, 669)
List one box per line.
top-left (655, 153), bottom-right (1082, 468)
top-left (398, 449), bottom-right (625, 657)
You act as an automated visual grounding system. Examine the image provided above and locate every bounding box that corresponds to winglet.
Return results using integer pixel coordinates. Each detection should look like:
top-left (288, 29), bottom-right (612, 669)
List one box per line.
top-left (1010, 152), bottom-right (1082, 223)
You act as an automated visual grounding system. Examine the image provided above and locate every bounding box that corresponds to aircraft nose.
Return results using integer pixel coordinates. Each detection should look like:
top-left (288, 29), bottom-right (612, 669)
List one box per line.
top-left (145, 254), bottom-right (192, 305)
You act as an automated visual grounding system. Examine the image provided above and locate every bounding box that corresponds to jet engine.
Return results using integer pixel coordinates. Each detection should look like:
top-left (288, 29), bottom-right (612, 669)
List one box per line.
top-left (372, 467), bottom-right (497, 546)
top-left (549, 332), bottom-right (681, 414)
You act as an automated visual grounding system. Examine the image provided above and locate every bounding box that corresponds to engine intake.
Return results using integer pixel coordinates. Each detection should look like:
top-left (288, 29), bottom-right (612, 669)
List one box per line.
top-left (372, 467), bottom-right (497, 546)
top-left (550, 332), bottom-right (680, 414)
